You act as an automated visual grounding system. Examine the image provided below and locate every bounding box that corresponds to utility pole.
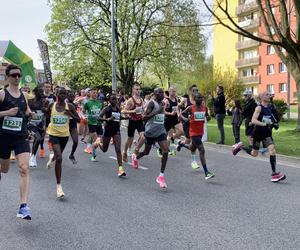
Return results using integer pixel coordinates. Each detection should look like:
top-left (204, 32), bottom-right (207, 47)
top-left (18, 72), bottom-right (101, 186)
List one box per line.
top-left (111, 0), bottom-right (117, 92)
top-left (287, 0), bottom-right (291, 120)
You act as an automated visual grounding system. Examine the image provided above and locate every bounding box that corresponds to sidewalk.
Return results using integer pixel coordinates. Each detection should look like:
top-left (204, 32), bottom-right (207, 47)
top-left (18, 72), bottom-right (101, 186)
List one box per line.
top-left (205, 141), bottom-right (300, 169)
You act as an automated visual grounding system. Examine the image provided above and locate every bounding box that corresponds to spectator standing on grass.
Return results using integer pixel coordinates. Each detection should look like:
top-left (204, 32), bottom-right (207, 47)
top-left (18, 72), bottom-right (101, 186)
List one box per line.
top-left (231, 99), bottom-right (243, 144)
top-left (213, 85), bottom-right (226, 144)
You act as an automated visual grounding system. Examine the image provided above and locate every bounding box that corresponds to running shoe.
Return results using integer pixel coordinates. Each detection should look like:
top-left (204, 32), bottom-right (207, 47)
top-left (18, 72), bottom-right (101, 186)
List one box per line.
top-left (29, 155), bottom-right (37, 168)
top-left (131, 154), bottom-right (138, 169)
top-left (10, 152), bottom-right (16, 161)
top-left (156, 148), bottom-right (162, 158)
top-left (271, 172), bottom-right (286, 182)
top-left (156, 175), bottom-right (167, 189)
top-left (80, 137), bottom-right (87, 144)
top-left (191, 161), bottom-right (200, 170)
top-left (69, 155), bottom-right (77, 164)
top-left (118, 166), bottom-right (126, 177)
top-left (91, 156), bottom-right (97, 162)
top-left (176, 140), bottom-right (183, 152)
top-left (47, 153), bottom-right (55, 169)
top-left (122, 152), bottom-right (128, 163)
top-left (57, 186), bottom-right (65, 198)
top-left (17, 205), bottom-right (32, 220)
top-left (232, 142), bottom-right (243, 156)
top-left (205, 172), bottom-right (215, 180)
top-left (39, 148), bottom-right (46, 158)
top-left (169, 143), bottom-right (177, 156)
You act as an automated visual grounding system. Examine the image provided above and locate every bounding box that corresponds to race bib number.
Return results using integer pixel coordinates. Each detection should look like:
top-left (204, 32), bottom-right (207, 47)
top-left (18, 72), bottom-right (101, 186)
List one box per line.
top-left (262, 115), bottom-right (272, 125)
top-left (52, 115), bottom-right (68, 126)
top-left (31, 110), bottom-right (44, 123)
top-left (153, 114), bottom-right (165, 124)
top-left (112, 112), bottom-right (120, 122)
top-left (135, 106), bottom-right (143, 115)
top-left (172, 106), bottom-right (177, 112)
top-left (91, 108), bottom-right (101, 117)
top-left (194, 112), bottom-right (205, 121)
top-left (2, 116), bottom-right (23, 131)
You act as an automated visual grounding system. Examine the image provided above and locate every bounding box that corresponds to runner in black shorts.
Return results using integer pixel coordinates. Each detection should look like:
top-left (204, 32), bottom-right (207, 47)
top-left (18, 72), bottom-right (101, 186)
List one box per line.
top-left (0, 64), bottom-right (33, 219)
top-left (232, 91), bottom-right (286, 183)
top-left (93, 94), bottom-right (127, 177)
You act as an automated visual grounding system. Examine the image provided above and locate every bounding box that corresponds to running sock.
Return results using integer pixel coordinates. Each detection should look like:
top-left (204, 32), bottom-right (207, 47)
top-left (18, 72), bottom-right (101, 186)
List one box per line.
top-left (159, 172), bottom-right (164, 177)
top-left (270, 155), bottom-right (276, 173)
top-left (202, 164), bottom-right (208, 175)
top-left (20, 203), bottom-right (27, 209)
top-left (191, 154), bottom-right (196, 162)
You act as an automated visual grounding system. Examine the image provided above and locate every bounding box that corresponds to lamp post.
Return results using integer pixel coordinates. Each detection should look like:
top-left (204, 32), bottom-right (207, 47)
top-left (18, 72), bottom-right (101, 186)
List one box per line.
top-left (287, 0), bottom-right (291, 120)
top-left (111, 0), bottom-right (117, 92)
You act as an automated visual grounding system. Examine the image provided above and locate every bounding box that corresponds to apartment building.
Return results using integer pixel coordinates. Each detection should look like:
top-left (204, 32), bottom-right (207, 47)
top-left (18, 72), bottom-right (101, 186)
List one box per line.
top-left (214, 0), bottom-right (297, 102)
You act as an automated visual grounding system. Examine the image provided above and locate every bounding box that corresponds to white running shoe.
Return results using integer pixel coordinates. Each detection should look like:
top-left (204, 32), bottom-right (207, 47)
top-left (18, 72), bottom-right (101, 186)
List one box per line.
top-left (57, 185), bottom-right (65, 198)
top-left (29, 155), bottom-right (37, 168)
top-left (47, 153), bottom-right (55, 169)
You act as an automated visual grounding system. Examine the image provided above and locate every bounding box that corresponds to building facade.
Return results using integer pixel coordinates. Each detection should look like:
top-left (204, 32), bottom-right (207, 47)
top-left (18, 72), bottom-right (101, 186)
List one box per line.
top-left (214, 0), bottom-right (297, 102)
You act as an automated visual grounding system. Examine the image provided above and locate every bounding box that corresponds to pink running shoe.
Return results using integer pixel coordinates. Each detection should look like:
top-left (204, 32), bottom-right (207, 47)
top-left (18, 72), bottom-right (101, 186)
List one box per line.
top-left (271, 172), bottom-right (286, 182)
top-left (131, 154), bottom-right (138, 169)
top-left (232, 142), bottom-right (243, 156)
top-left (156, 175), bottom-right (167, 189)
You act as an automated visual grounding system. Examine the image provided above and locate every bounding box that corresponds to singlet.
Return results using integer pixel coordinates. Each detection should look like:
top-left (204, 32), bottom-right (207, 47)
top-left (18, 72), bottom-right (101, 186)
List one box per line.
top-left (181, 97), bottom-right (192, 123)
top-left (104, 105), bottom-right (121, 132)
top-left (43, 93), bottom-right (56, 105)
top-left (165, 98), bottom-right (178, 118)
top-left (145, 100), bottom-right (166, 138)
top-left (84, 99), bottom-right (103, 126)
top-left (28, 99), bottom-right (45, 129)
top-left (0, 89), bottom-right (28, 136)
top-left (48, 102), bottom-right (70, 137)
top-left (254, 104), bottom-right (273, 138)
top-left (129, 96), bottom-right (143, 121)
top-left (189, 104), bottom-right (206, 137)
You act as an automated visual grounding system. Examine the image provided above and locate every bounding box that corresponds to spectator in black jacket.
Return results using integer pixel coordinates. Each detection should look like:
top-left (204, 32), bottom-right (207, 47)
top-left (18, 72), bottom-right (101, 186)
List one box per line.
top-left (241, 90), bottom-right (257, 146)
top-left (213, 85), bottom-right (226, 144)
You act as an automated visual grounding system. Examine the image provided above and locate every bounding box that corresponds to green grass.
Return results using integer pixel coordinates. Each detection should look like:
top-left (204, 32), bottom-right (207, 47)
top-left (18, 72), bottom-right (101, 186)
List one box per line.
top-left (290, 105), bottom-right (298, 113)
top-left (207, 117), bottom-right (300, 158)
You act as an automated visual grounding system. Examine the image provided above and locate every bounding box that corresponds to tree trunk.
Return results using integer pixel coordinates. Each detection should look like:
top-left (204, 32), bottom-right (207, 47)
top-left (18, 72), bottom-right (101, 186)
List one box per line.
top-left (296, 82), bottom-right (300, 132)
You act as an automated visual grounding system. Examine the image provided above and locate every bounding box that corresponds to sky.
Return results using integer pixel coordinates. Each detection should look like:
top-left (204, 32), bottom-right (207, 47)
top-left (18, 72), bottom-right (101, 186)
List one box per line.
top-left (0, 0), bottom-right (213, 69)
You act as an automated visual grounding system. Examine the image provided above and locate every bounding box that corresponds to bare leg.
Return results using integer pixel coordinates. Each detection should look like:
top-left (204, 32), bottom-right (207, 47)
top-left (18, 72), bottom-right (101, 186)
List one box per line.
top-left (16, 153), bottom-right (30, 204)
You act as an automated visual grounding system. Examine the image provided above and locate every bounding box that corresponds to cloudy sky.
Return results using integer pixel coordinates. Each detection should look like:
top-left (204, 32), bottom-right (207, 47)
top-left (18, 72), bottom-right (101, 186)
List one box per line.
top-left (0, 0), bottom-right (213, 69)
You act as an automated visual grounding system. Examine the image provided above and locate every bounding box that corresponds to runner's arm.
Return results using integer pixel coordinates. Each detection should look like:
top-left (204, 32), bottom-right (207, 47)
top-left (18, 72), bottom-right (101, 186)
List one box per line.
top-left (66, 103), bottom-right (80, 123)
top-left (99, 107), bottom-right (113, 122)
top-left (180, 106), bottom-right (191, 122)
top-left (251, 106), bottom-right (266, 126)
top-left (142, 100), bottom-right (157, 121)
top-left (122, 98), bottom-right (135, 114)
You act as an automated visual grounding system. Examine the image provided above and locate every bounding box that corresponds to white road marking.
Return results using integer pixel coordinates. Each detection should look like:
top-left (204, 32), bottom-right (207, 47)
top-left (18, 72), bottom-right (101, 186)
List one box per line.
top-left (109, 156), bottom-right (149, 170)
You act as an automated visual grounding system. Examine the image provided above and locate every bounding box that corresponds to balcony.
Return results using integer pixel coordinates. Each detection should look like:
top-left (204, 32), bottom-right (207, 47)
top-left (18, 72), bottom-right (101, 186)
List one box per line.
top-left (239, 75), bottom-right (260, 85)
top-left (236, 1), bottom-right (258, 16)
top-left (236, 40), bottom-right (260, 50)
top-left (238, 18), bottom-right (260, 30)
top-left (236, 56), bottom-right (260, 68)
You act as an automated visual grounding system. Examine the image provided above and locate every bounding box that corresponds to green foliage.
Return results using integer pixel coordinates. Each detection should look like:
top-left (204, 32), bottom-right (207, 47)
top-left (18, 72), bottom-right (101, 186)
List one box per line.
top-left (273, 99), bottom-right (288, 120)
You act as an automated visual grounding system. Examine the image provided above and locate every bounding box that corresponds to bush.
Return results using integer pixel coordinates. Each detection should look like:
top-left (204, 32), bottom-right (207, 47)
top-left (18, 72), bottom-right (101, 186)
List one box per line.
top-left (273, 99), bottom-right (288, 120)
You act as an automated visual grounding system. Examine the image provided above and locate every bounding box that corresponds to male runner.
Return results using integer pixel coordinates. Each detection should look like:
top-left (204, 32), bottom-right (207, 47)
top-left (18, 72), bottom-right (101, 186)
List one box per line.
top-left (0, 64), bottom-right (33, 219)
top-left (232, 91), bottom-right (286, 182)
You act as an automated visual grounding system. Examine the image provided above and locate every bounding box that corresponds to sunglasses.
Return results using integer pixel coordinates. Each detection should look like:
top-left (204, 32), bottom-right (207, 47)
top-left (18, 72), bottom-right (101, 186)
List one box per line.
top-left (192, 89), bottom-right (198, 92)
top-left (9, 73), bottom-right (22, 78)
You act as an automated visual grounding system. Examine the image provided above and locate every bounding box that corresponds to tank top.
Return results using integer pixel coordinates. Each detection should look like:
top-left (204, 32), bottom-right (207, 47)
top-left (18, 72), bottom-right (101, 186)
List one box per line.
top-left (189, 104), bottom-right (206, 137)
top-left (104, 105), bottom-right (121, 131)
top-left (145, 100), bottom-right (166, 138)
top-left (0, 89), bottom-right (28, 136)
top-left (28, 99), bottom-right (45, 129)
top-left (129, 97), bottom-right (143, 121)
top-left (254, 104), bottom-right (273, 137)
top-left (48, 102), bottom-right (70, 137)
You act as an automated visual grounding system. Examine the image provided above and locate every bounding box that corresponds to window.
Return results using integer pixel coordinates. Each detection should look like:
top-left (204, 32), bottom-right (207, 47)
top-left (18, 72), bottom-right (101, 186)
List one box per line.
top-left (242, 68), bottom-right (254, 77)
top-left (267, 45), bottom-right (275, 55)
top-left (279, 62), bottom-right (287, 73)
top-left (279, 83), bottom-right (287, 92)
top-left (0, 75), bottom-right (5, 81)
top-left (267, 84), bottom-right (274, 94)
top-left (267, 64), bottom-right (275, 75)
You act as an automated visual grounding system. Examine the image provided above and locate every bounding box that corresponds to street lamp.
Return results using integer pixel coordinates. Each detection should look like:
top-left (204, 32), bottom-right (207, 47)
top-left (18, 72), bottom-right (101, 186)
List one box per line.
top-left (111, 0), bottom-right (117, 92)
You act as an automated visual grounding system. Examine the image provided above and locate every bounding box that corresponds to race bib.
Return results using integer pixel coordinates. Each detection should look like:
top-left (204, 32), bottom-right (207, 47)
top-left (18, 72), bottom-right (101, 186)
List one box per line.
top-left (112, 112), bottom-right (120, 122)
top-left (135, 106), bottom-right (143, 115)
top-left (262, 115), bottom-right (272, 125)
top-left (31, 110), bottom-right (44, 123)
top-left (153, 114), bottom-right (165, 124)
top-left (52, 115), bottom-right (68, 126)
top-left (194, 112), bottom-right (205, 121)
top-left (172, 106), bottom-right (177, 112)
top-left (2, 116), bottom-right (23, 131)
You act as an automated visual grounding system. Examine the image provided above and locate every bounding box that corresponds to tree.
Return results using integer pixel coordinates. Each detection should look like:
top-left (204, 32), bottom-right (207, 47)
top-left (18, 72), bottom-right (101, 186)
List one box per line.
top-left (46, 0), bottom-right (204, 93)
top-left (202, 0), bottom-right (300, 131)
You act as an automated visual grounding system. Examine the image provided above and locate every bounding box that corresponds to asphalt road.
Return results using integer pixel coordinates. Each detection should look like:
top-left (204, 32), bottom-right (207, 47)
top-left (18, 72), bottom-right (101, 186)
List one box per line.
top-left (1, 133), bottom-right (300, 250)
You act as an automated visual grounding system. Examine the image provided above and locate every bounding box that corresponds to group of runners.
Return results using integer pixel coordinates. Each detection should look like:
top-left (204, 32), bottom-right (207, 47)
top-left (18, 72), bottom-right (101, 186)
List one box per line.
top-left (0, 64), bottom-right (285, 221)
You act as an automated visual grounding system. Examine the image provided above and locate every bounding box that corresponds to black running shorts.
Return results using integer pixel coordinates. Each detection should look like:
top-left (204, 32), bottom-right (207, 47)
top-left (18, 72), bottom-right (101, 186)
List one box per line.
top-left (0, 134), bottom-right (30, 159)
top-left (127, 119), bottom-right (144, 137)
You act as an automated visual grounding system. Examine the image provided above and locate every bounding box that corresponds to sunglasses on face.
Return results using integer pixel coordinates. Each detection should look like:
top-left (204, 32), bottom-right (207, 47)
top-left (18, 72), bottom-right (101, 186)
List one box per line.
top-left (192, 89), bottom-right (198, 92)
top-left (9, 73), bottom-right (22, 78)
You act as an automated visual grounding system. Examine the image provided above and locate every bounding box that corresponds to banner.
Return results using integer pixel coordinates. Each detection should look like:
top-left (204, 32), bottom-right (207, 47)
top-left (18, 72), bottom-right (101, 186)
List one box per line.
top-left (37, 39), bottom-right (52, 85)
top-left (0, 40), bottom-right (37, 89)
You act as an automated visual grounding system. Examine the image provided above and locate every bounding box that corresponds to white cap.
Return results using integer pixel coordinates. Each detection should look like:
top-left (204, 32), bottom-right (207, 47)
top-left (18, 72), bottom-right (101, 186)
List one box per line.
top-left (85, 88), bottom-right (91, 93)
top-left (243, 90), bottom-right (252, 96)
